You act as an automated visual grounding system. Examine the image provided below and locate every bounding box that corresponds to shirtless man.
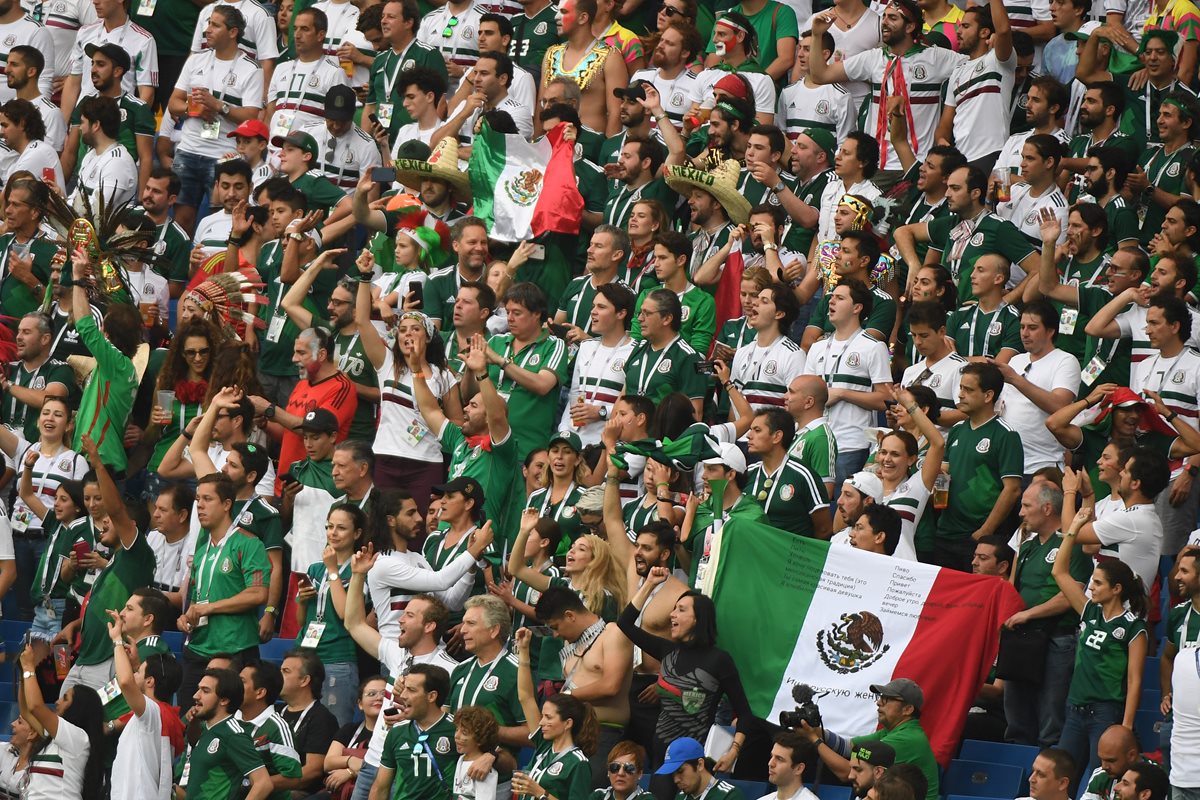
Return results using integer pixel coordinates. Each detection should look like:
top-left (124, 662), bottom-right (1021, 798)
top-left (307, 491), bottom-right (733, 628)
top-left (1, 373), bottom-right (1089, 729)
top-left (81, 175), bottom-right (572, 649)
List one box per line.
top-left (533, 585), bottom-right (633, 783)
top-left (539, 0), bottom-right (626, 136)
top-left (602, 460), bottom-right (689, 756)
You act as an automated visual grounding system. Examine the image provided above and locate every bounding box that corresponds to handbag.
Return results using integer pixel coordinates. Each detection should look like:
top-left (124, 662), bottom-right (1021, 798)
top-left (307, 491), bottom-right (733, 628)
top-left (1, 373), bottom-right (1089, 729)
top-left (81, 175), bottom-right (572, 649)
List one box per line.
top-left (994, 625), bottom-right (1050, 684)
top-left (333, 747), bottom-right (369, 800)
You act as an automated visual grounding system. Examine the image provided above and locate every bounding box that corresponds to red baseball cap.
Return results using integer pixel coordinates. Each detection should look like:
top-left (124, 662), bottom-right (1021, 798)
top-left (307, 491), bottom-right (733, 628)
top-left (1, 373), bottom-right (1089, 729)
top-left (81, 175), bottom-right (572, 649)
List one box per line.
top-left (713, 73), bottom-right (751, 101)
top-left (227, 119), bottom-right (269, 139)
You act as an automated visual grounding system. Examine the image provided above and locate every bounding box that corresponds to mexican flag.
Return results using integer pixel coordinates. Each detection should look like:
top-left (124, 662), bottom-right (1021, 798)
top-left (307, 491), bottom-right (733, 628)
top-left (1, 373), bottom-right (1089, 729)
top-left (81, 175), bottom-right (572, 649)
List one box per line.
top-left (468, 122), bottom-right (584, 242)
top-left (710, 238), bottom-right (744, 356)
top-left (707, 520), bottom-right (1024, 765)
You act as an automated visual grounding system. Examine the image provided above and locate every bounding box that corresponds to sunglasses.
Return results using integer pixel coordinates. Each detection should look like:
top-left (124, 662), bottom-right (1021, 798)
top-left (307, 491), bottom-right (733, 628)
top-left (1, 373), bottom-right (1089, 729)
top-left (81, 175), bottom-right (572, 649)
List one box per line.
top-left (184, 347), bottom-right (211, 358)
top-left (609, 763), bottom-right (639, 775)
top-left (661, 5), bottom-right (685, 16)
top-left (442, 16), bottom-right (460, 37)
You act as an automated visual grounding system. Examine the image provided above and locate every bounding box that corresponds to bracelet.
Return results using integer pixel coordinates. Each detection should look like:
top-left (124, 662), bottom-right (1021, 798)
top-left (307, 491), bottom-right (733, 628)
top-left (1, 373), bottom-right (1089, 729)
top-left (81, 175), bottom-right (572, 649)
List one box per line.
top-left (475, 373), bottom-right (489, 382)
top-left (182, 430), bottom-right (193, 440)
top-left (723, 381), bottom-right (735, 391)
top-left (730, 741), bottom-right (743, 751)
top-left (606, 476), bottom-right (620, 484)
top-left (655, 482), bottom-right (670, 487)
top-left (357, 273), bottom-right (373, 283)
top-left (264, 605), bottom-right (277, 615)
top-left (112, 638), bottom-right (124, 646)
top-left (1168, 411), bottom-right (1179, 422)
top-left (905, 405), bottom-right (918, 414)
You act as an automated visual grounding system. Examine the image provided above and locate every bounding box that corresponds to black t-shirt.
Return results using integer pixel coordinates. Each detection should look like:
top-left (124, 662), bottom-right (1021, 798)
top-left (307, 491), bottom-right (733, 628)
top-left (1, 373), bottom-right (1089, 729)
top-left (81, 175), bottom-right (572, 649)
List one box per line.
top-left (281, 701), bottom-right (339, 759)
top-left (334, 719), bottom-right (372, 750)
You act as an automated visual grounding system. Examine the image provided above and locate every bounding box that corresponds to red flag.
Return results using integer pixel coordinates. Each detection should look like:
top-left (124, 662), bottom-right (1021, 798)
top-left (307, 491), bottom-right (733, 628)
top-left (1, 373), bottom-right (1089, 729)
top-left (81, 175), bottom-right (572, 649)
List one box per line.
top-left (710, 237), bottom-right (744, 355)
top-left (531, 124), bottom-right (585, 237)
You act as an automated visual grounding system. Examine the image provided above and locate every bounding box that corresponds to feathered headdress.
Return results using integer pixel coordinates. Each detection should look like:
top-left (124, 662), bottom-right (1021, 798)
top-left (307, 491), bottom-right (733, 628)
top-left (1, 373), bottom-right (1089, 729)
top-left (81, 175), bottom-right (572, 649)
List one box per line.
top-left (184, 271), bottom-right (268, 333)
top-left (41, 189), bottom-right (158, 307)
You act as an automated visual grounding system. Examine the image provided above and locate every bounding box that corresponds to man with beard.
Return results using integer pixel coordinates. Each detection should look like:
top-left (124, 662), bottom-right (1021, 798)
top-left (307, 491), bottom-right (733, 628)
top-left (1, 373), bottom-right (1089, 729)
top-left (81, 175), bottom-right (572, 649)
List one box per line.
top-left (848, 743), bottom-right (895, 799)
top-left (691, 95), bottom-right (756, 167)
top-left (811, 0), bottom-right (964, 186)
top-left (372, 665), bottom-right (461, 800)
top-left (630, 21), bottom-right (700, 131)
top-left (690, 12), bottom-right (776, 122)
top-left (1063, 82), bottom-right (1141, 199)
top-left (0, 0), bottom-right (54, 106)
top-left (600, 80), bottom-right (662, 184)
top-left (1079, 147), bottom-right (1141, 253)
top-left (5, 46), bottom-right (64, 152)
top-left (424, 218), bottom-right (490, 330)
top-left (831, 471), bottom-right (883, 540)
top-left (554, 225), bottom-right (630, 339)
top-left (538, 0), bottom-right (626, 137)
top-left (182, 668), bottom-right (273, 799)
top-left (138, 167), bottom-right (192, 296)
top-left (1164, 547), bottom-right (1200, 788)
top-left (603, 135), bottom-right (671, 228)
top-left (778, 30), bottom-right (852, 142)
top-left (1112, 764), bottom-right (1169, 800)
top-left (1127, 91), bottom-right (1198, 246)
top-left (1080, 726), bottom-right (1142, 800)
top-left (891, 146), bottom-right (962, 261)
top-left (69, 95), bottom-right (139, 211)
top-left (995, 75), bottom-right (1070, 178)
top-left (281, 259), bottom-right (379, 442)
top-left (681, 177), bottom-right (737, 290)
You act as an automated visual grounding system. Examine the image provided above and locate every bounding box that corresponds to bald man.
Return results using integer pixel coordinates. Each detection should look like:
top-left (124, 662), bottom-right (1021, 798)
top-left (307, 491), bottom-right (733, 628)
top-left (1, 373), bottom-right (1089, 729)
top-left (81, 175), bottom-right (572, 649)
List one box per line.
top-left (1081, 726), bottom-right (1142, 800)
top-left (784, 374), bottom-right (836, 498)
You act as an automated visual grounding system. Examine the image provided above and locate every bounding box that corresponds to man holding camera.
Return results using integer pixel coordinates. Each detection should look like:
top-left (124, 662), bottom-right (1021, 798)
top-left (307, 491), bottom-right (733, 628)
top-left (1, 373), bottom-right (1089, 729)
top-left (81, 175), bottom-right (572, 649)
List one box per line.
top-left (799, 678), bottom-right (939, 800)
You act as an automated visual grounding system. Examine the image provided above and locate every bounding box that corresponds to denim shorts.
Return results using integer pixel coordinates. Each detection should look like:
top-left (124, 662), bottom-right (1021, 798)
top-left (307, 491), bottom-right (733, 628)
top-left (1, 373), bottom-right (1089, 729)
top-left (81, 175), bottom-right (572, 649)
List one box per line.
top-left (173, 149), bottom-right (218, 209)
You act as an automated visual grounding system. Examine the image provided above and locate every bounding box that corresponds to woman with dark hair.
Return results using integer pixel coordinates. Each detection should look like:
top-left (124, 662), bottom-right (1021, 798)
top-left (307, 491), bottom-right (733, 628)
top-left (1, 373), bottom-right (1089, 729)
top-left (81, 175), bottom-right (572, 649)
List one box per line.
top-left (295, 503), bottom-right (369, 726)
top-left (17, 642), bottom-right (107, 800)
top-left (869, 387), bottom-right (944, 561)
top-left (19, 472), bottom-right (87, 643)
top-left (0, 99), bottom-right (62, 191)
top-left (0, 701), bottom-right (38, 795)
top-left (355, 249), bottom-right (461, 504)
top-left (616, 566), bottom-right (757, 775)
top-left (512, 627), bottom-right (598, 800)
top-left (143, 318), bottom-right (220, 488)
top-left (1054, 505), bottom-right (1148, 787)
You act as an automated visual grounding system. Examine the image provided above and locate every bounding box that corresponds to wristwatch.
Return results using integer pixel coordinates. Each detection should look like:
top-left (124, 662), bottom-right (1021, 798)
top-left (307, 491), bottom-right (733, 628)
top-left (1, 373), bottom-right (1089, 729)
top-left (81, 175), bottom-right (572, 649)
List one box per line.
top-left (220, 101), bottom-right (231, 116)
top-left (771, 180), bottom-right (786, 194)
top-left (287, 231), bottom-right (305, 242)
top-left (264, 404), bottom-right (276, 420)
top-left (1189, 464), bottom-right (1199, 478)
top-left (598, 405), bottom-right (608, 420)
top-left (21, 671), bottom-right (33, 680)
top-left (763, 243), bottom-right (778, 252)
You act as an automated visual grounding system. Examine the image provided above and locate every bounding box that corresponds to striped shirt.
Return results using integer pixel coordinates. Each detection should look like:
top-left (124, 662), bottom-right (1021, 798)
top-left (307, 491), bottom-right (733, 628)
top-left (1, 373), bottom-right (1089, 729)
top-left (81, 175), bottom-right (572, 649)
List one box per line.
top-left (559, 336), bottom-right (636, 447)
top-left (266, 56), bottom-right (351, 140)
top-left (22, 0), bottom-right (88, 79)
top-left (376, 349), bottom-right (457, 463)
top-left (416, 2), bottom-right (484, 75)
top-left (882, 478), bottom-right (928, 560)
top-left (730, 334), bottom-right (806, 411)
top-left (190, 0), bottom-right (280, 60)
top-left (1115, 302), bottom-right (1200, 362)
top-left (945, 48), bottom-right (1017, 161)
top-left (777, 79), bottom-right (852, 141)
top-left (901, 352), bottom-right (966, 431)
top-left (800, 329), bottom-right (891, 451)
top-left (1145, 0), bottom-right (1200, 40)
top-left (71, 18), bottom-right (158, 95)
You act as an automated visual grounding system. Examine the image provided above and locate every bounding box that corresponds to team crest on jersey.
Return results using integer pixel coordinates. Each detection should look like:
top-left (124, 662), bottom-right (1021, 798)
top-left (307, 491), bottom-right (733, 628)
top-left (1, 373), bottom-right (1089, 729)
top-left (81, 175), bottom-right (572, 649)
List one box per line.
top-left (970, 233), bottom-right (985, 247)
top-left (436, 736), bottom-right (452, 754)
top-left (1018, 94), bottom-right (1030, 109)
top-left (680, 306), bottom-right (691, 321)
top-left (58, 457), bottom-right (72, 470)
top-left (929, 375), bottom-right (941, 387)
top-left (898, 481), bottom-right (909, 493)
top-left (535, 21), bottom-right (548, 34)
top-left (208, 739), bottom-right (221, 754)
top-left (1024, 212), bottom-right (1038, 226)
top-left (241, 511), bottom-right (254, 525)
top-left (657, 359), bottom-right (672, 373)
top-left (309, 74), bottom-right (320, 87)
top-left (483, 676), bottom-right (500, 691)
top-left (573, 142), bottom-right (583, 159)
top-left (2, 36), bottom-right (13, 46)
top-left (816, 100), bottom-right (829, 115)
top-left (976, 438), bottom-right (991, 454)
top-left (974, 61), bottom-right (985, 74)
top-left (847, 353), bottom-right (860, 367)
top-left (768, 192), bottom-right (781, 206)
top-left (548, 763), bottom-right (564, 776)
top-left (672, 92), bottom-right (685, 107)
top-left (1045, 547), bottom-right (1059, 563)
top-left (463, 27), bottom-right (474, 40)
top-left (529, 354), bottom-right (542, 366)
top-left (403, 59), bottom-right (416, 70)
top-left (563, 505), bottom-right (576, 518)
top-left (1174, 371), bottom-right (1186, 383)
top-left (765, 360), bottom-right (778, 375)
top-left (31, 376), bottom-right (45, 389)
top-left (221, 557), bottom-right (233, 573)
top-left (913, 65), bottom-right (927, 80)
top-left (780, 484), bottom-right (794, 500)
top-left (345, 150), bottom-right (354, 163)
top-left (225, 72), bottom-right (237, 86)
top-left (54, 1), bottom-right (66, 10)
top-left (1169, 162), bottom-right (1182, 177)
top-left (612, 359), bottom-right (625, 371)
top-left (1113, 626), bottom-right (1126, 640)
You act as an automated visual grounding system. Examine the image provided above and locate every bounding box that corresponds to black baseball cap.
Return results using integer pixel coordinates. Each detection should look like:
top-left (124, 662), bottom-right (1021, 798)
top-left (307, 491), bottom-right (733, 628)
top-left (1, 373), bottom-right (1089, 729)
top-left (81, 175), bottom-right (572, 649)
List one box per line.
top-left (298, 408), bottom-right (339, 434)
top-left (432, 476), bottom-right (484, 501)
top-left (325, 85), bottom-right (357, 122)
top-left (84, 42), bottom-right (132, 73)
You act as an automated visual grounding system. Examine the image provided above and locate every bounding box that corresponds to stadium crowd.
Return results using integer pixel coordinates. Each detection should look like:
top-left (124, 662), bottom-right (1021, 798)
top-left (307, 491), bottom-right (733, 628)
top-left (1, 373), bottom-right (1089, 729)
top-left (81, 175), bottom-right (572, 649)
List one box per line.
top-left (0, 0), bottom-right (1199, 797)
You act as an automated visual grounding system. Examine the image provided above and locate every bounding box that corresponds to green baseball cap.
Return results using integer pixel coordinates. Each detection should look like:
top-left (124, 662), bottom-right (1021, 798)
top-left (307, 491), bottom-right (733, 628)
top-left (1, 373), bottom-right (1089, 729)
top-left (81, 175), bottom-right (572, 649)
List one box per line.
top-left (271, 131), bottom-right (319, 160)
top-left (548, 430), bottom-right (583, 453)
top-left (800, 128), bottom-right (837, 164)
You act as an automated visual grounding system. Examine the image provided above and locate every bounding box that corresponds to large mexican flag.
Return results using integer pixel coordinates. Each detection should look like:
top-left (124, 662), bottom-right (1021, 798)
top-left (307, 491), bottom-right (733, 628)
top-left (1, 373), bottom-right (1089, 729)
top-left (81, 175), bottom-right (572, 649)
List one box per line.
top-left (708, 520), bottom-right (1024, 765)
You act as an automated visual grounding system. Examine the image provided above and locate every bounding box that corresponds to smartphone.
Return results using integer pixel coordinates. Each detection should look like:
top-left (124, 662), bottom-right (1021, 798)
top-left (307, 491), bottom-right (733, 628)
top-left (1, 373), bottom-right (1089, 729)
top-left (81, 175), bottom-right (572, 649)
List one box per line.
top-left (72, 541), bottom-right (92, 560)
top-left (41, 167), bottom-right (55, 183)
top-left (884, 399), bottom-right (898, 409)
top-left (408, 282), bottom-right (424, 308)
top-left (694, 360), bottom-right (717, 375)
top-left (528, 243), bottom-right (546, 260)
top-left (547, 322), bottom-right (570, 339)
top-left (527, 625), bottom-right (554, 637)
top-left (372, 166), bottom-right (396, 184)
top-left (280, 472), bottom-right (298, 486)
top-left (369, 113), bottom-right (381, 127)
top-left (384, 706), bottom-right (401, 718)
top-left (296, 573), bottom-right (313, 588)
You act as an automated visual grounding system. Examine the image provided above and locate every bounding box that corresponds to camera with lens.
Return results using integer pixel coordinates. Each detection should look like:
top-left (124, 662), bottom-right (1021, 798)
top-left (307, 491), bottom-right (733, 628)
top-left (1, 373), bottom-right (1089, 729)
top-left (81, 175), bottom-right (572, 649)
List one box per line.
top-left (778, 683), bottom-right (824, 730)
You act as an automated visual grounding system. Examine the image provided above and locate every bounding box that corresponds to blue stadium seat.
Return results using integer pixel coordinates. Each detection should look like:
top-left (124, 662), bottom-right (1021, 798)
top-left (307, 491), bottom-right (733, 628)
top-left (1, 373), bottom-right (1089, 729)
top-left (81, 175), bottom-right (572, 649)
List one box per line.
top-left (259, 637), bottom-right (294, 663)
top-left (957, 740), bottom-right (1039, 777)
top-left (639, 776), bottom-right (651, 790)
top-left (947, 794), bottom-right (1013, 800)
top-left (1134, 709), bottom-right (1164, 751)
top-left (810, 784), bottom-right (852, 800)
top-left (161, 631), bottom-right (185, 657)
top-left (0, 683), bottom-right (12, 703)
top-left (942, 760), bottom-right (1024, 799)
top-left (1140, 690), bottom-right (1161, 712)
top-left (726, 779), bottom-right (770, 799)
top-left (0, 703), bottom-right (18, 731)
top-left (1143, 658), bottom-right (1161, 693)
top-left (517, 747), bottom-right (534, 768)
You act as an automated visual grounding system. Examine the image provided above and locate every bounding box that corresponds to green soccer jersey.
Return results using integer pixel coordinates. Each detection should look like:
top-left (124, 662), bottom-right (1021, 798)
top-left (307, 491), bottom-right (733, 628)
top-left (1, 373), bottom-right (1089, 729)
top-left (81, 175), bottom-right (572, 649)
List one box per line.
top-left (1167, 600), bottom-right (1200, 649)
top-left (184, 716), bottom-right (265, 800)
top-left (1102, 197), bottom-right (1140, 254)
top-left (292, 172), bottom-right (348, 218)
top-left (557, 275), bottom-right (609, 333)
top-left (0, 234), bottom-right (56, 320)
top-left (852, 720), bottom-right (940, 800)
top-left (1069, 600), bottom-right (1147, 705)
top-left (788, 418), bottom-right (837, 487)
top-left (715, 317), bottom-right (754, 351)
top-left (528, 484), bottom-right (585, 552)
top-left (425, 265), bottom-right (474, 330)
top-left (77, 530), bottom-right (156, 665)
top-left (737, 168), bottom-right (796, 210)
top-left (622, 336), bottom-right (709, 403)
top-left (231, 496), bottom-right (285, 551)
top-left (30, 518), bottom-right (76, 604)
top-left (487, 331), bottom-right (570, 462)
top-left (439, 422), bottom-right (522, 546)
top-left (132, 0), bottom-right (202, 55)
top-left (1068, 130), bottom-right (1142, 201)
top-left (296, 560), bottom-right (357, 663)
top-left (630, 284), bottom-right (716, 354)
top-left (153, 219), bottom-right (192, 284)
top-left (927, 212), bottom-right (1036, 304)
top-left (783, 169), bottom-right (832, 255)
top-left (1013, 531), bottom-right (1094, 632)
top-left (335, 329), bottom-right (379, 442)
top-left (1137, 142), bottom-right (1196, 246)
top-left (946, 303), bottom-right (1023, 359)
top-left (509, 4), bottom-right (559, 72)
top-left (522, 730), bottom-right (591, 800)
top-left (245, 708), bottom-right (303, 800)
top-left (1078, 285), bottom-right (1132, 389)
top-left (743, 457), bottom-right (828, 536)
top-left (2, 356), bottom-right (77, 441)
top-left (891, 167), bottom-right (952, 267)
top-left (257, 242), bottom-right (316, 378)
top-left (604, 178), bottom-right (674, 228)
top-left (937, 416), bottom-right (1023, 541)
top-left (186, 528), bottom-right (272, 659)
top-left (69, 93), bottom-right (154, 165)
top-left (688, 493), bottom-right (768, 588)
top-left (367, 43), bottom-right (450, 141)
top-left (380, 714), bottom-right (459, 800)
top-left (448, 651), bottom-right (525, 735)
top-left (674, 778), bottom-right (746, 800)
top-left (1118, 75), bottom-right (1190, 146)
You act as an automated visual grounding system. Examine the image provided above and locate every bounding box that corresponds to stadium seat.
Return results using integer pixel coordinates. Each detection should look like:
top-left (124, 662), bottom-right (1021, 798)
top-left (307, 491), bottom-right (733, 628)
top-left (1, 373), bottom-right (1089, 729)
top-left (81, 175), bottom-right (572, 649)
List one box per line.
top-left (161, 631), bottom-right (185, 657)
top-left (1134, 709), bottom-right (1164, 751)
top-left (942, 760), bottom-right (1024, 799)
top-left (810, 784), bottom-right (852, 800)
top-left (639, 776), bottom-right (651, 790)
top-left (0, 702), bottom-right (18, 731)
top-left (957, 740), bottom-right (1039, 777)
top-left (517, 747), bottom-right (534, 768)
top-left (1143, 658), bottom-right (1161, 693)
top-left (947, 794), bottom-right (1013, 800)
top-left (259, 637), bottom-right (294, 663)
top-left (1140, 690), bottom-right (1161, 712)
top-left (727, 779), bottom-right (770, 799)
top-left (0, 683), bottom-right (12, 703)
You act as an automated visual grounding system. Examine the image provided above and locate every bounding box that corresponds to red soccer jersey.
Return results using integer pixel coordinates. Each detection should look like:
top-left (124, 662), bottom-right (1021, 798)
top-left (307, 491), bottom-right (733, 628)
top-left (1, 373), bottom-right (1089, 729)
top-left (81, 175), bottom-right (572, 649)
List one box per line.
top-left (276, 372), bottom-right (357, 489)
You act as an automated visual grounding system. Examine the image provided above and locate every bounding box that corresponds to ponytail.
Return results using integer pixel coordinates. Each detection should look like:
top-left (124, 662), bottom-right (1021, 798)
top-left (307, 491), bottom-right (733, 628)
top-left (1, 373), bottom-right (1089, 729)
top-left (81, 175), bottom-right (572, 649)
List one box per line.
top-left (547, 693), bottom-right (600, 756)
top-left (1097, 559), bottom-right (1148, 619)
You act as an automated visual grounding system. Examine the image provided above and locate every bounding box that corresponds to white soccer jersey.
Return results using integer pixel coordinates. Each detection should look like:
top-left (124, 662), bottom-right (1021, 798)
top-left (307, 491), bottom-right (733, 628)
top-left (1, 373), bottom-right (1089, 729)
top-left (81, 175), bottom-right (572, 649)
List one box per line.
top-left (459, 63), bottom-right (537, 117)
top-left (801, 328), bottom-right (891, 451)
top-left (9, 438), bottom-right (87, 536)
top-left (777, 78), bottom-right (853, 141)
top-left (192, 209), bottom-right (235, 255)
top-left (110, 696), bottom-right (172, 800)
top-left (367, 549), bottom-right (477, 641)
top-left (0, 16), bottom-right (55, 101)
top-left (842, 44), bottom-right (966, 170)
top-left (392, 119), bottom-right (441, 148)
top-left (999, 348), bottom-right (1081, 471)
top-left (71, 141), bottom-right (137, 211)
top-left (449, 92), bottom-right (534, 142)
top-left (945, 48), bottom-right (1017, 161)
top-left (997, 182), bottom-right (1069, 253)
top-left (191, 0), bottom-right (280, 60)
top-left (6, 140), bottom-right (63, 190)
top-left (175, 50), bottom-right (265, 160)
top-left (560, 336), bottom-right (637, 447)
top-left (1116, 304), bottom-right (1200, 363)
top-left (1104, 0), bottom-right (1150, 40)
top-left (801, 9), bottom-right (881, 114)
top-left (266, 55), bottom-right (350, 141)
top-left (994, 126), bottom-right (1069, 176)
top-left (1131, 347), bottom-right (1200, 438)
top-left (146, 529), bottom-right (189, 593)
top-left (22, 0), bottom-right (92, 78)
top-left (881, 477), bottom-right (927, 561)
top-left (124, 267), bottom-right (170, 319)
top-left (71, 18), bottom-right (158, 96)
top-left (692, 67), bottom-right (776, 116)
top-left (632, 66), bottom-right (698, 129)
top-left (313, 0), bottom-right (360, 56)
top-left (417, 3), bottom-right (484, 76)
top-left (1093, 502), bottom-right (1163, 596)
top-left (300, 120), bottom-right (380, 192)
top-left (900, 352), bottom-right (966, 432)
top-left (730, 334), bottom-right (807, 411)
top-left (33, 95), bottom-right (66, 152)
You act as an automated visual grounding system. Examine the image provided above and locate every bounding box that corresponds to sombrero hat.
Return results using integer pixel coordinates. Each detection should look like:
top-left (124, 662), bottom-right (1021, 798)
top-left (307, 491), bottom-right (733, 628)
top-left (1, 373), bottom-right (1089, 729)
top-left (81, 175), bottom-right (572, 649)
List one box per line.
top-left (393, 137), bottom-right (471, 199)
top-left (665, 160), bottom-right (751, 225)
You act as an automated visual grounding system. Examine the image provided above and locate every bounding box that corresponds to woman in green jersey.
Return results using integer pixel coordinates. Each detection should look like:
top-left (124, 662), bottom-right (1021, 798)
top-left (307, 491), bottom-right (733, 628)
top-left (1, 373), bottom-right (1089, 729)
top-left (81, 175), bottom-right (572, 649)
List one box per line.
top-left (22, 474), bottom-right (86, 642)
top-left (527, 432), bottom-right (588, 555)
top-left (512, 627), bottom-right (597, 800)
top-left (295, 503), bottom-right (368, 726)
top-left (1056, 506), bottom-right (1149, 787)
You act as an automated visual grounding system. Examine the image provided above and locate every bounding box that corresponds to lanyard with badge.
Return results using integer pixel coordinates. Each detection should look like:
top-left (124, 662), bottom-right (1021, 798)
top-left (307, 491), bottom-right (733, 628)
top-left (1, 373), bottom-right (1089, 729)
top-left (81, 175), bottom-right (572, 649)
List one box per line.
top-left (200, 55), bottom-right (237, 140)
top-left (633, 336), bottom-right (679, 396)
top-left (265, 243), bottom-right (290, 342)
top-left (538, 483), bottom-right (577, 523)
top-left (378, 44), bottom-right (414, 129)
top-left (193, 531), bottom-right (235, 627)
top-left (302, 561), bottom-right (349, 647)
top-left (822, 330), bottom-right (866, 384)
top-left (607, 183), bottom-right (646, 227)
top-left (463, 651), bottom-right (505, 706)
top-left (752, 460), bottom-right (787, 513)
top-left (272, 63), bottom-right (318, 139)
top-left (433, 525), bottom-right (475, 569)
top-left (578, 337), bottom-right (628, 408)
top-left (530, 743), bottom-right (583, 789)
top-left (968, 303), bottom-right (1005, 358)
top-left (13, 446), bottom-right (61, 534)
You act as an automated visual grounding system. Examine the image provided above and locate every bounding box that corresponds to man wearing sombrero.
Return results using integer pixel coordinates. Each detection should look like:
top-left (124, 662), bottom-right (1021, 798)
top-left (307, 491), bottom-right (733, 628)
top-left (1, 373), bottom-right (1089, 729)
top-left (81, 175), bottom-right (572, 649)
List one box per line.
top-left (663, 159), bottom-right (748, 289)
top-left (352, 137), bottom-right (471, 243)
top-left (810, 0), bottom-right (964, 188)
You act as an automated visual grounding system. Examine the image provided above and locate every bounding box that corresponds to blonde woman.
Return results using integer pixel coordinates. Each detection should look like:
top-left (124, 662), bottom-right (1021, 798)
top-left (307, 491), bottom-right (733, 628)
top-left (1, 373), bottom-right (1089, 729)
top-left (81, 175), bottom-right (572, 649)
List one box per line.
top-left (526, 431), bottom-right (589, 555)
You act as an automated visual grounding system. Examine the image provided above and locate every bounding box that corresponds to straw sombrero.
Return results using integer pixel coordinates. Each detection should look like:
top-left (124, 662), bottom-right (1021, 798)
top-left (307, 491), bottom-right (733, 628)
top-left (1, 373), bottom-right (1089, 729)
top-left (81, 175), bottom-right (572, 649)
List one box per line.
top-left (665, 160), bottom-right (751, 225)
top-left (393, 137), bottom-right (471, 199)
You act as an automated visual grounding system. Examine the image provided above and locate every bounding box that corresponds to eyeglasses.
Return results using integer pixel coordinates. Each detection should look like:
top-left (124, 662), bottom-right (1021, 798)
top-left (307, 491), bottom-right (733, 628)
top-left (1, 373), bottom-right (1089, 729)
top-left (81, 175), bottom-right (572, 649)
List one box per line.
top-left (638, 308), bottom-right (662, 318)
top-left (329, 298), bottom-right (352, 306)
top-left (661, 5), bottom-right (684, 16)
top-left (363, 689), bottom-right (386, 698)
top-left (609, 763), bottom-right (640, 775)
top-left (442, 16), bottom-right (460, 37)
top-left (184, 347), bottom-right (211, 358)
